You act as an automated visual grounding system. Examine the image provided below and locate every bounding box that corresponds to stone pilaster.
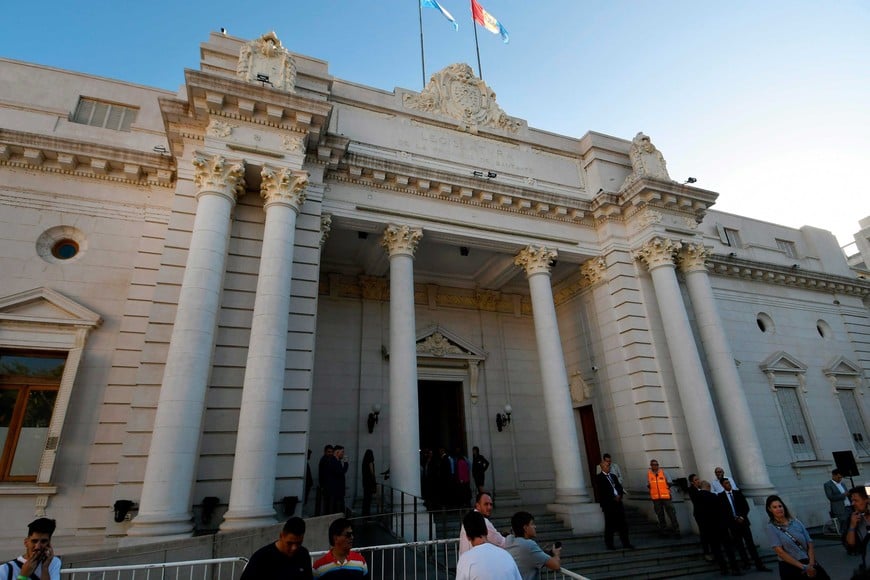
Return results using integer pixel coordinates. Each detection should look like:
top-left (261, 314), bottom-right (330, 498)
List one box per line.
top-left (633, 237), bottom-right (732, 478)
top-left (580, 257), bottom-right (608, 287)
top-left (381, 224), bottom-right (424, 496)
top-left (128, 154), bottom-right (244, 539)
top-left (678, 243), bottom-right (775, 497)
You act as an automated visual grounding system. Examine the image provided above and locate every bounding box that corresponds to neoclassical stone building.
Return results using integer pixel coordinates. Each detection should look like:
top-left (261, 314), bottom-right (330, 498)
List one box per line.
top-left (0, 31), bottom-right (868, 546)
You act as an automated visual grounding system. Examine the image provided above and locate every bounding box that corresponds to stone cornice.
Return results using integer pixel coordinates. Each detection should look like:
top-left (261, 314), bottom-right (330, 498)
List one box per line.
top-left (706, 255), bottom-right (870, 298)
top-left (330, 152), bottom-right (592, 224)
top-left (590, 178), bottom-right (718, 226)
top-left (0, 128), bottom-right (175, 187)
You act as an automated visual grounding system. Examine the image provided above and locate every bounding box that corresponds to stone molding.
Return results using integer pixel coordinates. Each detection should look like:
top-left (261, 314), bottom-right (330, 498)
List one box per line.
top-left (633, 237), bottom-right (681, 271)
top-left (236, 32), bottom-right (297, 92)
top-left (515, 245), bottom-right (557, 277)
top-left (0, 128), bottom-right (175, 187)
top-left (677, 242), bottom-right (712, 273)
top-left (192, 154), bottom-right (246, 202)
top-left (473, 289), bottom-right (500, 311)
top-left (381, 224), bottom-right (423, 257)
top-left (259, 165), bottom-right (308, 211)
top-left (206, 119), bottom-right (236, 138)
top-left (359, 276), bottom-right (389, 301)
top-left (402, 63), bottom-right (521, 134)
top-left (416, 332), bottom-right (464, 357)
top-left (706, 255), bottom-right (870, 298)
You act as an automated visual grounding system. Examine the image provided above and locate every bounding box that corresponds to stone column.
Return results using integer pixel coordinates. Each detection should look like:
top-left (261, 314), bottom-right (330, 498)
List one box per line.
top-left (678, 243), bottom-right (775, 495)
top-left (221, 166), bottom-right (309, 531)
top-left (128, 154), bottom-right (245, 538)
top-left (515, 246), bottom-right (590, 504)
top-left (381, 224), bottom-right (423, 496)
top-left (633, 237), bottom-right (732, 477)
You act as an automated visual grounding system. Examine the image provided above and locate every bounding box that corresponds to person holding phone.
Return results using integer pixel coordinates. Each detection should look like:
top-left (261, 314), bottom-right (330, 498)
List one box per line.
top-left (1, 518), bottom-right (61, 580)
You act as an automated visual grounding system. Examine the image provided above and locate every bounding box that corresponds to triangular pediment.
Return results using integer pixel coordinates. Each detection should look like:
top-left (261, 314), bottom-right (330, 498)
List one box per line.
top-left (0, 287), bottom-right (102, 327)
top-left (823, 356), bottom-right (861, 378)
top-left (415, 324), bottom-right (486, 360)
top-left (759, 351), bottom-right (807, 374)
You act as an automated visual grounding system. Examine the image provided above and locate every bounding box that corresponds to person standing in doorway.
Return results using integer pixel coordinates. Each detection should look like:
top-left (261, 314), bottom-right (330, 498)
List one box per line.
top-left (361, 449), bottom-right (376, 517)
top-left (317, 445), bottom-right (334, 516)
top-left (472, 447), bottom-right (490, 495)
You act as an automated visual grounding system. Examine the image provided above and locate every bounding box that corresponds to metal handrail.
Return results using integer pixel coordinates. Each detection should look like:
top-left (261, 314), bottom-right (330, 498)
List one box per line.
top-left (60, 556), bottom-right (249, 579)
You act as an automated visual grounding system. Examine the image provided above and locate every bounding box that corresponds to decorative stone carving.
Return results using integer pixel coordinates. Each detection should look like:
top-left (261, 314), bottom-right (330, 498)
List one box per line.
top-left (570, 371), bottom-right (594, 403)
top-left (260, 166), bottom-right (308, 210)
top-left (417, 332), bottom-right (464, 357)
top-left (637, 209), bottom-right (663, 228)
top-left (206, 119), bottom-right (236, 138)
top-left (282, 134), bottom-right (305, 154)
top-left (236, 31), bottom-right (297, 92)
top-left (678, 243), bottom-right (711, 273)
top-left (320, 214), bottom-right (332, 247)
top-left (515, 245), bottom-right (557, 277)
top-left (402, 63), bottom-right (521, 134)
top-left (381, 224), bottom-right (423, 257)
top-left (580, 257), bottom-right (607, 286)
top-left (633, 237), bottom-right (681, 271)
top-left (192, 154), bottom-right (245, 201)
top-left (474, 289), bottom-right (500, 311)
top-left (620, 132), bottom-right (673, 191)
top-left (359, 276), bottom-right (389, 301)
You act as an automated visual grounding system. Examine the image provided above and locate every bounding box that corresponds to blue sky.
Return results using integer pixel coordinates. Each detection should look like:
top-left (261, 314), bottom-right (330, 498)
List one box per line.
top-left (2, 1), bottom-right (867, 247)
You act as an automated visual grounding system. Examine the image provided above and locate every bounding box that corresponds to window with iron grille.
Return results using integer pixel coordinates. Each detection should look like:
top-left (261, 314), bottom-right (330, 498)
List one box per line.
top-left (71, 97), bottom-right (137, 132)
top-left (775, 386), bottom-right (816, 461)
top-left (838, 389), bottom-right (870, 457)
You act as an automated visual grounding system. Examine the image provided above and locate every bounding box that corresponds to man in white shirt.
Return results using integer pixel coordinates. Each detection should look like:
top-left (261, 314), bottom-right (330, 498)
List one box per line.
top-left (1, 518), bottom-right (61, 580)
top-left (710, 466), bottom-right (738, 495)
top-left (456, 511), bottom-right (521, 580)
top-left (458, 492), bottom-right (505, 554)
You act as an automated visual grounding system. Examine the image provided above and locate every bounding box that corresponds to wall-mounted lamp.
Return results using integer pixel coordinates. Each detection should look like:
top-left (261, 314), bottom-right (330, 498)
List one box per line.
top-left (113, 499), bottom-right (136, 523)
top-left (496, 404), bottom-right (513, 432)
top-left (367, 404), bottom-right (382, 433)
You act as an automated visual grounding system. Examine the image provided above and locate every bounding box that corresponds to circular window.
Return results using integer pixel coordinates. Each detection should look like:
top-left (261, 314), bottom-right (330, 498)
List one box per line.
top-left (51, 239), bottom-right (79, 260)
top-left (816, 319), bottom-right (832, 339)
top-left (756, 312), bottom-right (774, 334)
top-left (36, 226), bottom-right (87, 264)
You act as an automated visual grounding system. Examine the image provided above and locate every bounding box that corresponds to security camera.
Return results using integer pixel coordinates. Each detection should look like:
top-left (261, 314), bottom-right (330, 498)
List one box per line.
top-left (591, 365), bottom-right (599, 372)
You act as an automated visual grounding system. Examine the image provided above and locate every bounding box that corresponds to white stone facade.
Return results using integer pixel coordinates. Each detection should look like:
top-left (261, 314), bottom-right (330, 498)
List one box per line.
top-left (0, 31), bottom-right (868, 546)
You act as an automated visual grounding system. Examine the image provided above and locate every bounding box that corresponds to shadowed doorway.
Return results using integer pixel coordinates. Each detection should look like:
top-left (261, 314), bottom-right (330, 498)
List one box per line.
top-left (418, 380), bottom-right (466, 455)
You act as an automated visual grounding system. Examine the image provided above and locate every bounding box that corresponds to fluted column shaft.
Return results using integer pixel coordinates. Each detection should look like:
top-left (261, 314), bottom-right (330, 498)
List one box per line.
top-left (382, 225), bottom-right (423, 496)
top-left (129, 154), bottom-right (245, 538)
top-left (679, 244), bottom-right (775, 495)
top-left (634, 238), bottom-right (732, 478)
top-left (515, 246), bottom-right (590, 503)
top-left (221, 167), bottom-right (309, 530)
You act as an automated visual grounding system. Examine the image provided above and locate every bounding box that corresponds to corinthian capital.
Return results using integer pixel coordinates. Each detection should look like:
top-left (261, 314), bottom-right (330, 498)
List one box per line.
top-left (633, 237), bottom-right (681, 271)
top-left (580, 257), bottom-right (607, 286)
top-left (515, 245), bottom-right (557, 277)
top-left (260, 166), bottom-right (308, 211)
top-left (677, 242), bottom-right (711, 273)
top-left (192, 154), bottom-right (246, 202)
top-left (381, 224), bottom-right (423, 257)
top-left (320, 213), bottom-right (332, 247)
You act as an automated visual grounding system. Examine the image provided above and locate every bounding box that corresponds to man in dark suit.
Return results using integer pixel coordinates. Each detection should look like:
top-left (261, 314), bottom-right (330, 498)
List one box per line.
top-left (824, 468), bottom-right (850, 534)
top-left (718, 478), bottom-right (771, 572)
top-left (698, 480), bottom-right (742, 576)
top-left (595, 456), bottom-right (634, 550)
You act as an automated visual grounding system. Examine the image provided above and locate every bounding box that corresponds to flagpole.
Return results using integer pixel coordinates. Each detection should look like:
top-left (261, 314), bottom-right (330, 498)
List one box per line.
top-left (418, 1), bottom-right (427, 89)
top-left (472, 11), bottom-right (483, 79)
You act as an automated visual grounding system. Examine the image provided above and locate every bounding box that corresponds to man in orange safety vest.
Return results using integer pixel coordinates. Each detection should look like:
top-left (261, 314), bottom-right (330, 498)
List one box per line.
top-left (647, 459), bottom-right (680, 537)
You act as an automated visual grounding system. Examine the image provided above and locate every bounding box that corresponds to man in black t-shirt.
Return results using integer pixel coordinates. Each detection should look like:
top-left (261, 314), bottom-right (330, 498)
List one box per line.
top-left (240, 517), bottom-right (312, 580)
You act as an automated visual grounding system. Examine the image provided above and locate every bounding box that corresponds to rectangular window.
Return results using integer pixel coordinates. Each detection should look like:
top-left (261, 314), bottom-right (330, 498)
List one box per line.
top-left (0, 353), bottom-right (65, 481)
top-left (775, 386), bottom-right (816, 461)
top-left (839, 390), bottom-right (870, 457)
top-left (724, 228), bottom-right (742, 248)
top-left (71, 98), bottom-right (138, 132)
top-left (776, 239), bottom-right (798, 259)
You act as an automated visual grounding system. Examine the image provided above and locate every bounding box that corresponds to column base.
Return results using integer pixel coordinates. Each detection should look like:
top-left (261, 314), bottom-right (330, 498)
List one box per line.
top-left (219, 507), bottom-right (280, 532)
top-left (123, 512), bottom-right (194, 542)
top-left (553, 486), bottom-right (592, 505)
top-left (547, 501), bottom-right (604, 535)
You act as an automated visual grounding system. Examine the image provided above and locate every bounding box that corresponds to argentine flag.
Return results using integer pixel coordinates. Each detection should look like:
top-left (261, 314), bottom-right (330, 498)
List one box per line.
top-left (421, 0), bottom-right (459, 31)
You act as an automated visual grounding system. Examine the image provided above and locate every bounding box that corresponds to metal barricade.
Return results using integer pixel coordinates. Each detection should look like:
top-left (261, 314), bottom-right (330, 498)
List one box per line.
top-left (60, 556), bottom-right (249, 580)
